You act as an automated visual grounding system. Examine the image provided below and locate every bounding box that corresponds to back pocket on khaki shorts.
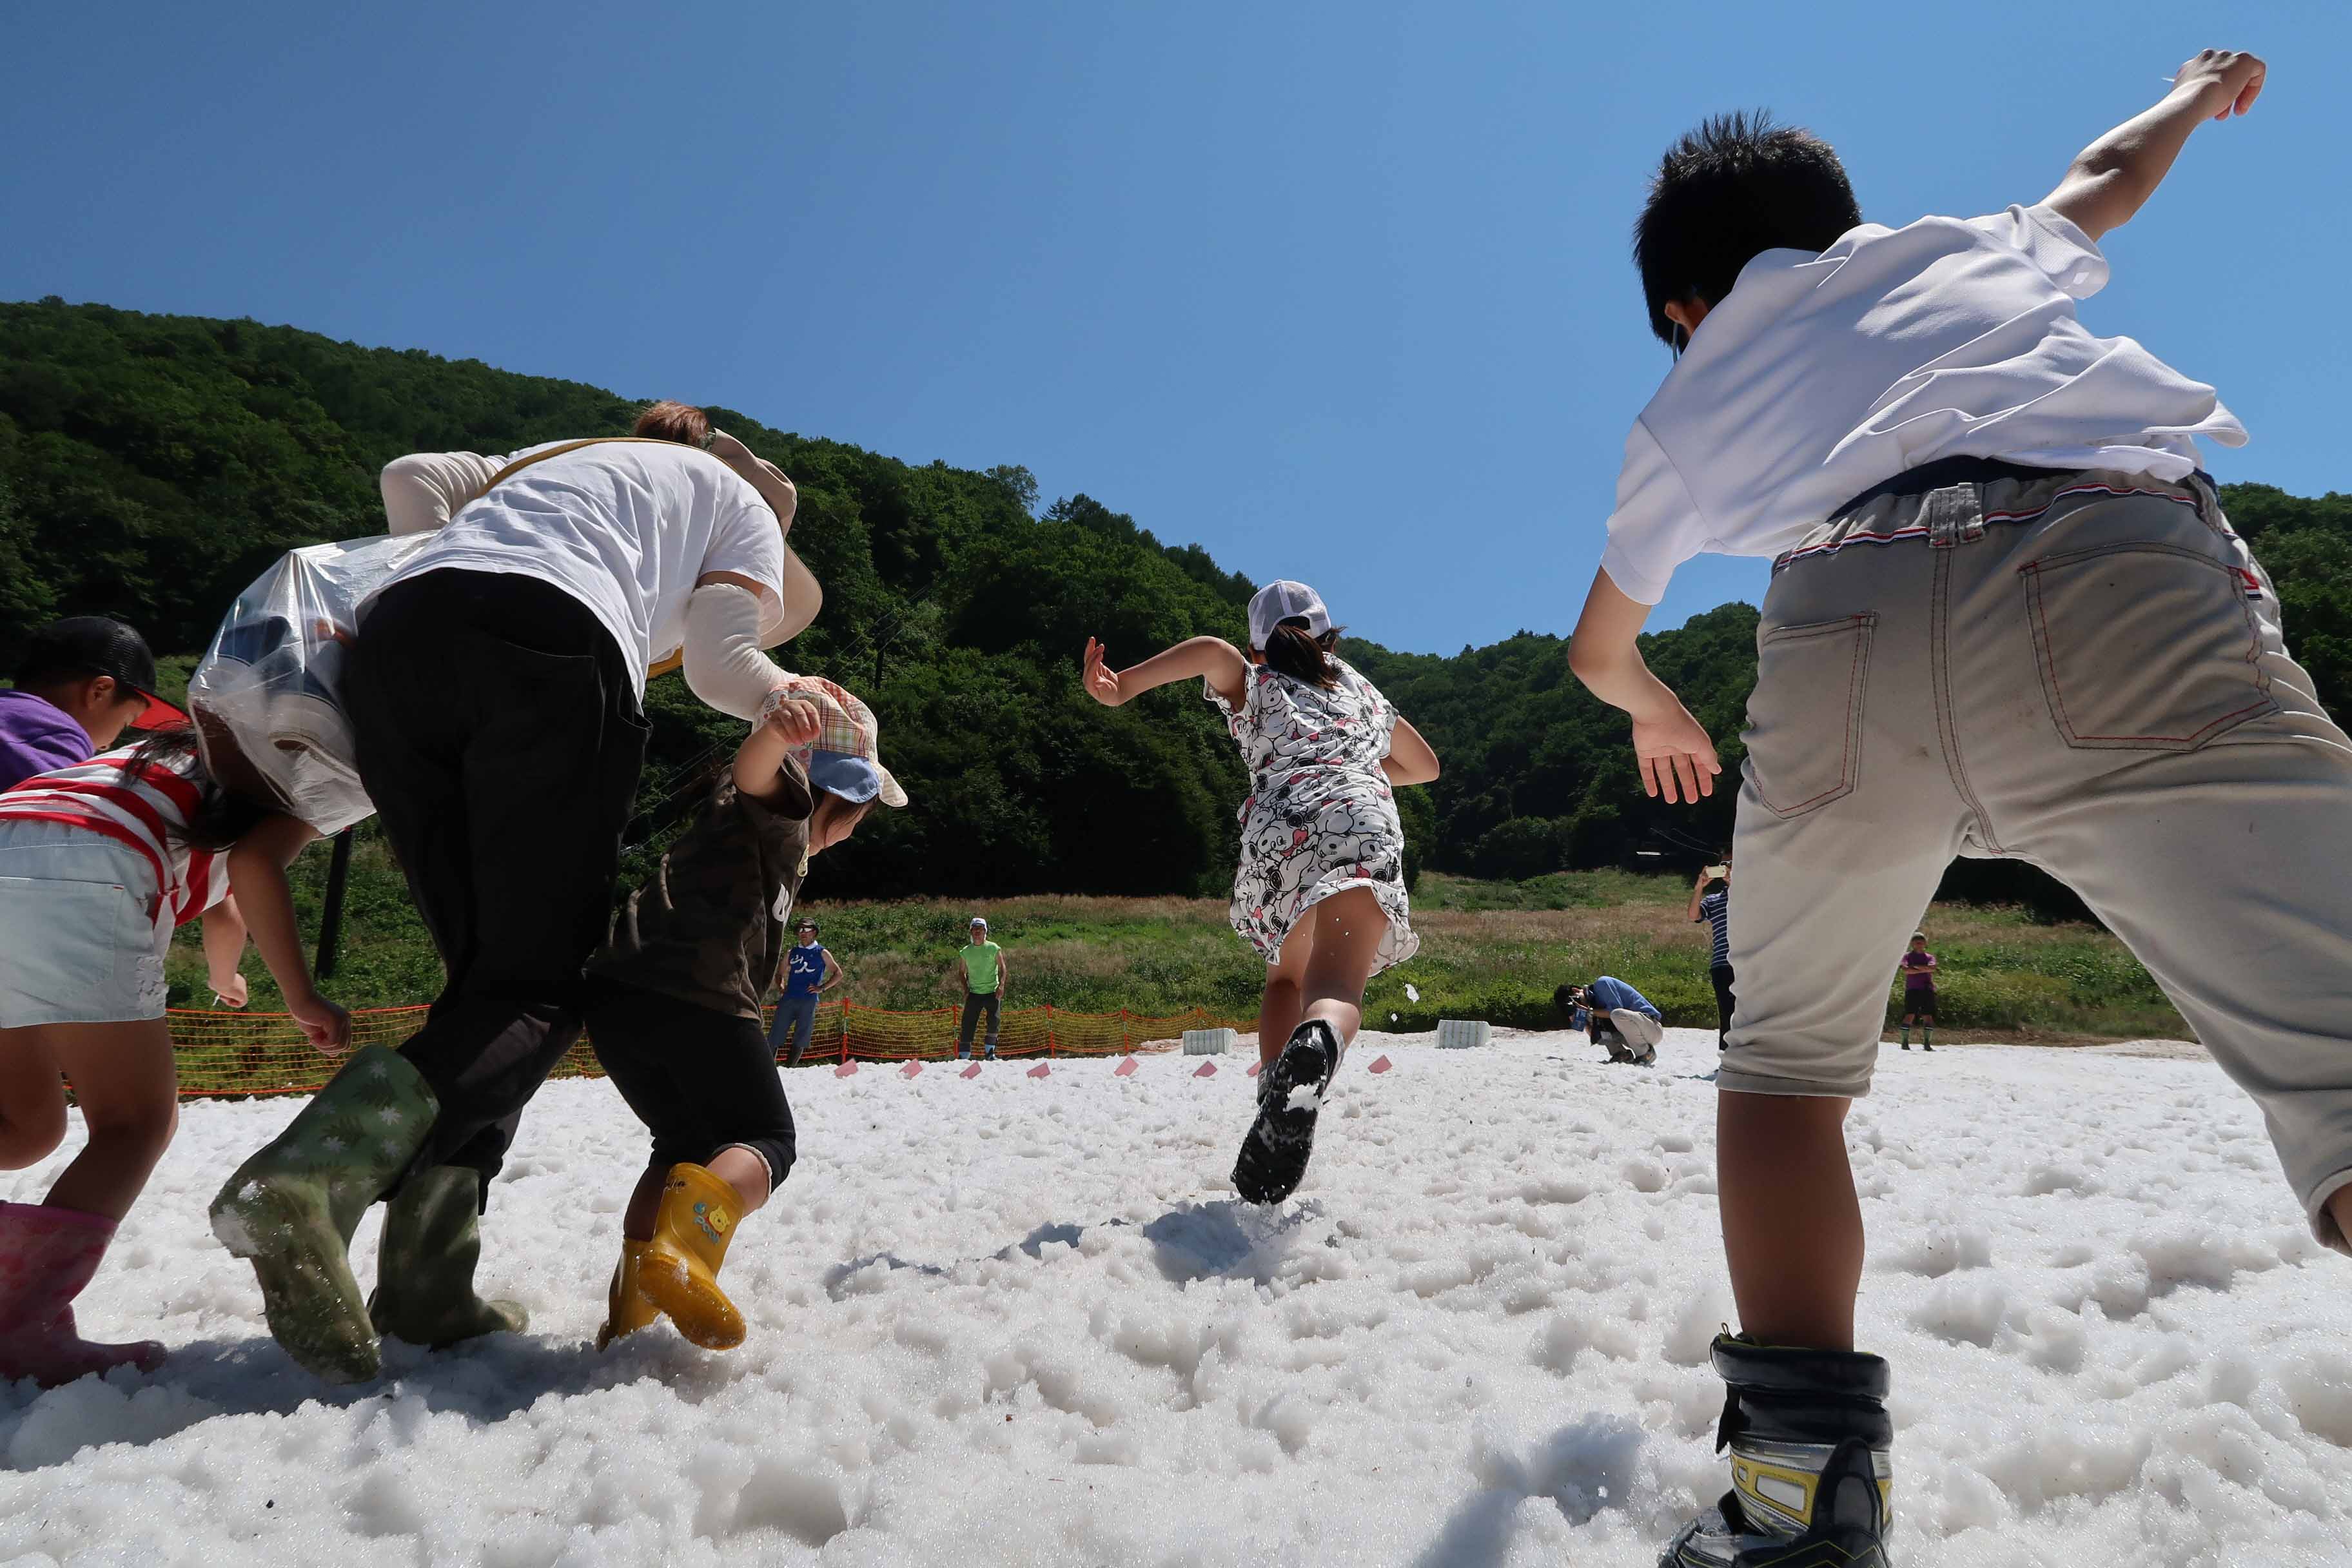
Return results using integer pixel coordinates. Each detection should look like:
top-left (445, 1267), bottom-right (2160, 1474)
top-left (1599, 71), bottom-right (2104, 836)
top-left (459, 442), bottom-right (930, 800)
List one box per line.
top-left (2022, 544), bottom-right (2277, 751)
top-left (1745, 614), bottom-right (1875, 819)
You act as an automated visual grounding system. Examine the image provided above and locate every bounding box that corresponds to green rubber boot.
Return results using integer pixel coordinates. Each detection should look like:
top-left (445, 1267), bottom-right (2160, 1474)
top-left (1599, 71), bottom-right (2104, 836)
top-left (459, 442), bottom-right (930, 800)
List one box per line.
top-left (367, 1166), bottom-right (527, 1349)
top-left (209, 1046), bottom-right (438, 1383)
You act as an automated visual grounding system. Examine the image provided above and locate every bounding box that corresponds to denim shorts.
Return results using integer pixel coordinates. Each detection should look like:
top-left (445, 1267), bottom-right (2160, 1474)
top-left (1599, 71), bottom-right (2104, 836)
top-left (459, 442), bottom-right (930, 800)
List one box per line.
top-left (0, 820), bottom-right (170, 1027)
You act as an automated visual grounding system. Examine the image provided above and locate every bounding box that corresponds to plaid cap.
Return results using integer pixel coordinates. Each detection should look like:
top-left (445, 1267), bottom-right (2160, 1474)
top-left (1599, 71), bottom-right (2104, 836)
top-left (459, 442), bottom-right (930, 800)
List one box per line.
top-left (770, 674), bottom-right (907, 807)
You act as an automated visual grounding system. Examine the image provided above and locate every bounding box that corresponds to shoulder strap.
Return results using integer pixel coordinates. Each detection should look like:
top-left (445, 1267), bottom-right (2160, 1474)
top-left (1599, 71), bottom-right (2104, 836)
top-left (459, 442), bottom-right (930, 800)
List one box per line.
top-left (480, 435), bottom-right (685, 491)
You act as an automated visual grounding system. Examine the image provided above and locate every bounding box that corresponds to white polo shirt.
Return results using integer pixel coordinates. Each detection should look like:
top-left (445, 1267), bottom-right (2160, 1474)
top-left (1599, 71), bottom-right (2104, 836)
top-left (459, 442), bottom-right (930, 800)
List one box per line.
top-left (1599, 204), bottom-right (2246, 605)
top-left (373, 440), bottom-right (785, 699)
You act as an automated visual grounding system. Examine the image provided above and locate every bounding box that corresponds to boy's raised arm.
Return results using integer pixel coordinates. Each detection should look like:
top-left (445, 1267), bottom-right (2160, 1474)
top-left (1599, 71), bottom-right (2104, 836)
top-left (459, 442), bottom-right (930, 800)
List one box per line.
top-left (2043, 49), bottom-right (2264, 241)
top-left (1567, 565), bottom-right (1721, 805)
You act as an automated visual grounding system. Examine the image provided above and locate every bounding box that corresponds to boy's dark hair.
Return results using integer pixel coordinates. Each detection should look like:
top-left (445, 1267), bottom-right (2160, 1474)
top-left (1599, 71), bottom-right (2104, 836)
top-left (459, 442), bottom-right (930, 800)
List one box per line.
top-left (1263, 618), bottom-right (1342, 690)
top-left (129, 727), bottom-right (271, 852)
top-left (1635, 110), bottom-right (1861, 346)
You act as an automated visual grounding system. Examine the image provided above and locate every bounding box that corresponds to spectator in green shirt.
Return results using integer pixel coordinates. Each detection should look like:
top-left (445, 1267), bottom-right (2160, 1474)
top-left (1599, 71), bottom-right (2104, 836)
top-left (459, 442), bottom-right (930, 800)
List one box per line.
top-left (948, 917), bottom-right (1008, 1061)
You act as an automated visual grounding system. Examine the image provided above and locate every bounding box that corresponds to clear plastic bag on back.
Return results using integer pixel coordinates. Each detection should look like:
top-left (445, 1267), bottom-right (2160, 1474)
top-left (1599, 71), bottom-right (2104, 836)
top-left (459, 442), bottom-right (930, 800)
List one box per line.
top-left (188, 534), bottom-right (435, 834)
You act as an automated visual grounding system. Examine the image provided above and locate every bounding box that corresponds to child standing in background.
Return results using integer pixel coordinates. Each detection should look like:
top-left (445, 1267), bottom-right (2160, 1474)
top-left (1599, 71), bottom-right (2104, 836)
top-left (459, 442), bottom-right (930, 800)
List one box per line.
top-left (588, 677), bottom-right (903, 1353)
top-left (0, 730), bottom-right (348, 1385)
top-left (1082, 580), bottom-right (1439, 1204)
top-left (1898, 933), bottom-right (1936, 1052)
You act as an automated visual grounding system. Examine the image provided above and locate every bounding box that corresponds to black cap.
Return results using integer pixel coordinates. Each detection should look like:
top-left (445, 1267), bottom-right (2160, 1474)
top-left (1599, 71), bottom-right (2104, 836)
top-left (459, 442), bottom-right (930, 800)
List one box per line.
top-left (14, 617), bottom-right (187, 730)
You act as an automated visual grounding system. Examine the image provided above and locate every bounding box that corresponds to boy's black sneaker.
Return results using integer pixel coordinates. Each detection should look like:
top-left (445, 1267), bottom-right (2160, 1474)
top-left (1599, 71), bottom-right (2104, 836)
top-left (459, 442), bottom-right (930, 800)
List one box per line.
top-left (1231, 1020), bottom-right (1340, 1204)
top-left (1662, 1335), bottom-right (1894, 1567)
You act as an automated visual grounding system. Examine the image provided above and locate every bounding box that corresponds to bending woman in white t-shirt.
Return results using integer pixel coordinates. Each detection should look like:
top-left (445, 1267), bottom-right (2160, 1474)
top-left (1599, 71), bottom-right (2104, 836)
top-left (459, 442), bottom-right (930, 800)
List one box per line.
top-left (211, 401), bottom-right (829, 1384)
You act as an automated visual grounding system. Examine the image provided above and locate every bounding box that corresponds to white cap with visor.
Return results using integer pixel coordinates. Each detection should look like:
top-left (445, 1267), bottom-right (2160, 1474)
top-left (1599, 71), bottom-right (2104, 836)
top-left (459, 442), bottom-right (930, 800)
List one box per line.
top-left (1246, 580), bottom-right (1331, 651)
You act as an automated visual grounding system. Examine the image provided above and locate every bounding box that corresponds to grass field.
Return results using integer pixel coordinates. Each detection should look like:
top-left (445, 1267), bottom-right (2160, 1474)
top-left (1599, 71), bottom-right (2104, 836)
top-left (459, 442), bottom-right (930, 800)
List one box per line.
top-left (167, 848), bottom-right (2189, 1042)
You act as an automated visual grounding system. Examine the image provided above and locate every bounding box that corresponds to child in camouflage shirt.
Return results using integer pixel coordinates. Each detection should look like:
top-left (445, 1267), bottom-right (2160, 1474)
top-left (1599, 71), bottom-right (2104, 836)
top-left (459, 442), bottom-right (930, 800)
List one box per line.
top-left (585, 676), bottom-right (905, 1352)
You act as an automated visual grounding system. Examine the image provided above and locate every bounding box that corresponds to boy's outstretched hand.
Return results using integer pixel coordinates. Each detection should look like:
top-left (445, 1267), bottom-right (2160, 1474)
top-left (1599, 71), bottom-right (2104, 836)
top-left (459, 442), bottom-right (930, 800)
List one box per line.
top-left (1634, 705), bottom-right (1721, 804)
top-left (2173, 48), bottom-right (2264, 121)
top-left (1081, 638), bottom-right (1125, 707)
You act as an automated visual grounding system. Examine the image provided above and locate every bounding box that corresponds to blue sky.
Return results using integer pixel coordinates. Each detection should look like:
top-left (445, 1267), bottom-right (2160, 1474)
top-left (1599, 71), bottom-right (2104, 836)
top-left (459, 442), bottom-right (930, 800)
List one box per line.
top-left (5, 3), bottom-right (2343, 654)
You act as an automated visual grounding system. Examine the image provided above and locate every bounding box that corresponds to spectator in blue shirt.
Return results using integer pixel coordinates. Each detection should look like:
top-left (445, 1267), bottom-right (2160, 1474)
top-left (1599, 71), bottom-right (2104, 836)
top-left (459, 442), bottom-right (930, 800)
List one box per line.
top-left (768, 919), bottom-right (843, 1066)
top-left (1687, 859), bottom-right (1734, 1050)
top-left (1558, 975), bottom-right (1664, 1065)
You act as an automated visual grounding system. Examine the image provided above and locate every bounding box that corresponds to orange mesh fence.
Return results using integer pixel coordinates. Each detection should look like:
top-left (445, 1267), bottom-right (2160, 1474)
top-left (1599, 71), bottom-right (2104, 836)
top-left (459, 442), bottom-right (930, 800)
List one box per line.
top-left (164, 999), bottom-right (1250, 1099)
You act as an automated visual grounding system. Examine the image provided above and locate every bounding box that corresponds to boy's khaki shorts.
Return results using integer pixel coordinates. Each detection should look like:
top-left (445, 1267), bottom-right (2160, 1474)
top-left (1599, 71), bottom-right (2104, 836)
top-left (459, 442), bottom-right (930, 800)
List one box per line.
top-left (1721, 466), bottom-right (2352, 1251)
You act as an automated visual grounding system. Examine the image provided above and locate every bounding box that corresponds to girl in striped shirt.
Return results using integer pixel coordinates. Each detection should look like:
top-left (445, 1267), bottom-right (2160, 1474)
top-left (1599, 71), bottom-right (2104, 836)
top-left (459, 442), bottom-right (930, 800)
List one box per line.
top-left (0, 727), bottom-right (348, 1386)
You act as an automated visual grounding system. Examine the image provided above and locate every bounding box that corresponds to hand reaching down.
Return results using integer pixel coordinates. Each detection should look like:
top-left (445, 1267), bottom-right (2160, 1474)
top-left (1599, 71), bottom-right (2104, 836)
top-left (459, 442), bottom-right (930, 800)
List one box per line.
top-left (1633, 705), bottom-right (1721, 805)
top-left (291, 990), bottom-right (353, 1056)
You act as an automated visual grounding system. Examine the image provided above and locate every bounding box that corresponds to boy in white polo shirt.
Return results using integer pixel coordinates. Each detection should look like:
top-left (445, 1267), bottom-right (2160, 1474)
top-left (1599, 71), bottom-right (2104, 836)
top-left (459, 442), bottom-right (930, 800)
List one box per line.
top-left (1566, 51), bottom-right (2346, 1567)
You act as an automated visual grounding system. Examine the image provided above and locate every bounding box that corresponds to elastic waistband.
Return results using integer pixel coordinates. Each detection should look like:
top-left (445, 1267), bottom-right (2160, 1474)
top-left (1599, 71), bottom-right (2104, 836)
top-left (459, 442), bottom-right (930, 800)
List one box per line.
top-left (1827, 457), bottom-right (2071, 524)
top-left (1778, 462), bottom-right (2219, 578)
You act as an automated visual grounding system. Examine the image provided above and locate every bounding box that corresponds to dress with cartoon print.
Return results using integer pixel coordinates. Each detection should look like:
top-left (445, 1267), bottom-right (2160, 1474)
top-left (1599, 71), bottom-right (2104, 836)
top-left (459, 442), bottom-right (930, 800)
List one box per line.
top-left (1204, 658), bottom-right (1418, 975)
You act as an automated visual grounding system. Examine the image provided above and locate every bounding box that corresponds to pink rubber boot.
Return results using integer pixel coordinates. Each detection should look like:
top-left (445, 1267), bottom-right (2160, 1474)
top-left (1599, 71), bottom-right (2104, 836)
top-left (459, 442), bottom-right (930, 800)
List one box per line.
top-left (0, 1201), bottom-right (167, 1386)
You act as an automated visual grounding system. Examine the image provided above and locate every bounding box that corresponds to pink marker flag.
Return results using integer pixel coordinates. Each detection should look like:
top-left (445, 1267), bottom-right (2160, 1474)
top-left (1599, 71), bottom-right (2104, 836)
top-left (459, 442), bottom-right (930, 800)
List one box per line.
top-left (1246, 1061), bottom-right (1262, 1078)
top-left (1367, 1055), bottom-right (1393, 1074)
top-left (1113, 1057), bottom-right (1139, 1077)
top-left (1193, 1060), bottom-right (1218, 1078)
top-left (960, 1062), bottom-right (983, 1079)
top-left (900, 1061), bottom-right (924, 1079)
top-left (1026, 1063), bottom-right (1051, 1079)
top-left (834, 1063), bottom-right (859, 1079)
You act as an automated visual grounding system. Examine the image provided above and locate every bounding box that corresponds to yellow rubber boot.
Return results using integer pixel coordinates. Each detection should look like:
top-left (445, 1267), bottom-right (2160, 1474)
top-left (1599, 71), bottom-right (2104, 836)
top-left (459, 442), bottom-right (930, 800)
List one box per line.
top-left (594, 1239), bottom-right (662, 1351)
top-left (638, 1164), bottom-right (747, 1350)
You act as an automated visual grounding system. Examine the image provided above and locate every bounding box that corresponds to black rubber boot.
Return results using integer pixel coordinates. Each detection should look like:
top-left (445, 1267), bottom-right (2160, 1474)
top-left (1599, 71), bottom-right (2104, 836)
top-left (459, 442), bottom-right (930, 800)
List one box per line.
top-left (1231, 1019), bottom-right (1340, 1204)
top-left (1661, 1335), bottom-right (1894, 1567)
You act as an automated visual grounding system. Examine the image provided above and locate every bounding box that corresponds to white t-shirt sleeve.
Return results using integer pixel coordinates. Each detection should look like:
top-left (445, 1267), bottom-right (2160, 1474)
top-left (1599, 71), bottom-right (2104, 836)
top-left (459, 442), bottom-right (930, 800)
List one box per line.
top-left (1967, 204), bottom-right (2110, 300)
top-left (1596, 418), bottom-right (1705, 607)
top-left (696, 488), bottom-right (789, 622)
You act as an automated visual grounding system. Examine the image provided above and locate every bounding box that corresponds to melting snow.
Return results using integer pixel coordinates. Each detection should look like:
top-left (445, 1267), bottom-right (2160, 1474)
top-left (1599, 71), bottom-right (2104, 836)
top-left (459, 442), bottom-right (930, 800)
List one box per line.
top-left (3, 1030), bottom-right (2347, 1564)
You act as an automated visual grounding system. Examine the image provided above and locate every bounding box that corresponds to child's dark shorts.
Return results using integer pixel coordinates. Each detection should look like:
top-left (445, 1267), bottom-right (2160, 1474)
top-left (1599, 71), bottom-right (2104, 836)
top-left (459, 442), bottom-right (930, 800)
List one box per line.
top-left (1903, 985), bottom-right (1937, 1017)
top-left (583, 977), bottom-right (797, 1190)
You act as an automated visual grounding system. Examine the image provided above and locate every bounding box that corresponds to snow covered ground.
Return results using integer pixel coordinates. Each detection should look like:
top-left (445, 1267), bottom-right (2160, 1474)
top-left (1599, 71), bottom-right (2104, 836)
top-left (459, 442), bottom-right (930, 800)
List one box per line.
top-left (5, 1029), bottom-right (2350, 1567)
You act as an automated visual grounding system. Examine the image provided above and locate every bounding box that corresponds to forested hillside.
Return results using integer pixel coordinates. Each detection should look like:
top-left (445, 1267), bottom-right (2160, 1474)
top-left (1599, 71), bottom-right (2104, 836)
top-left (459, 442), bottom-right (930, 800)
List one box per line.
top-left (5, 297), bottom-right (2347, 905)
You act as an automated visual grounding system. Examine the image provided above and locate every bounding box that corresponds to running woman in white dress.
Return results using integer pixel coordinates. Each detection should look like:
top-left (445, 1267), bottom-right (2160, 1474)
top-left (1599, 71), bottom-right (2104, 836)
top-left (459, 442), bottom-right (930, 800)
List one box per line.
top-left (1081, 581), bottom-right (1439, 1202)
